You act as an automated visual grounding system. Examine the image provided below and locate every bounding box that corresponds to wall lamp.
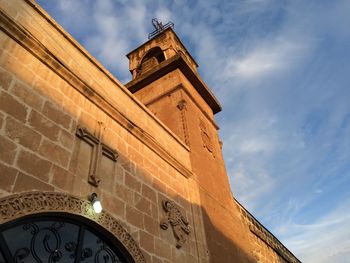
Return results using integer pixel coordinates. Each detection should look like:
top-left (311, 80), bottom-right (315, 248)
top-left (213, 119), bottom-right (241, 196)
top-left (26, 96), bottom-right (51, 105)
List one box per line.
top-left (89, 193), bottom-right (102, 214)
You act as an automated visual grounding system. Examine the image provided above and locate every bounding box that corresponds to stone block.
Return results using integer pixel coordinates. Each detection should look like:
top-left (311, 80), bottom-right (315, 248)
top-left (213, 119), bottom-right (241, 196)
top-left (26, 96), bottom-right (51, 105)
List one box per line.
top-left (28, 110), bottom-right (60, 141)
top-left (0, 112), bottom-right (3, 129)
top-left (154, 238), bottom-right (172, 260)
top-left (58, 129), bottom-right (75, 151)
top-left (128, 146), bottom-right (143, 166)
top-left (39, 139), bottom-right (70, 168)
top-left (144, 214), bottom-right (160, 237)
top-left (151, 256), bottom-right (162, 263)
top-left (1, 49), bottom-right (36, 86)
top-left (142, 183), bottom-right (157, 204)
top-left (51, 165), bottom-right (74, 192)
top-left (5, 116), bottom-right (42, 152)
top-left (125, 171), bottom-right (141, 192)
top-left (13, 172), bottom-right (54, 192)
top-left (101, 192), bottom-right (125, 219)
top-left (139, 230), bottom-right (155, 253)
top-left (115, 183), bottom-right (134, 205)
top-left (134, 193), bottom-right (152, 215)
top-left (0, 134), bottom-right (17, 164)
top-left (0, 69), bottom-right (13, 91)
top-left (126, 206), bottom-right (144, 229)
top-left (0, 162), bottom-right (18, 192)
top-left (42, 101), bottom-right (71, 129)
top-left (114, 165), bottom-right (124, 184)
top-left (118, 154), bottom-right (134, 173)
top-left (10, 81), bottom-right (44, 111)
top-left (0, 91), bottom-right (27, 122)
top-left (16, 149), bottom-right (52, 182)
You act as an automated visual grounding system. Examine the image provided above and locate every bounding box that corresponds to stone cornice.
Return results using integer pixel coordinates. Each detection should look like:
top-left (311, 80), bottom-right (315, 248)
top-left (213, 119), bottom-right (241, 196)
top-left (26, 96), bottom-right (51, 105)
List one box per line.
top-left (143, 84), bottom-right (219, 130)
top-left (235, 198), bottom-right (301, 263)
top-left (126, 53), bottom-right (222, 114)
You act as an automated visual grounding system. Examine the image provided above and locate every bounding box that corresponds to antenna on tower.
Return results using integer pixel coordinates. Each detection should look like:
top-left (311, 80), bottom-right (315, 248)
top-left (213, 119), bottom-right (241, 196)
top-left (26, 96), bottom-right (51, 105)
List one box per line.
top-left (148, 18), bottom-right (174, 39)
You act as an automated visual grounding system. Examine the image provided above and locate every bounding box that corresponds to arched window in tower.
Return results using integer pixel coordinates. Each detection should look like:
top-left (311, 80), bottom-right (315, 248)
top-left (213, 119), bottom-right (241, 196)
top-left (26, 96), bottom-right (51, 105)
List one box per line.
top-left (138, 47), bottom-right (165, 76)
top-left (0, 214), bottom-right (134, 263)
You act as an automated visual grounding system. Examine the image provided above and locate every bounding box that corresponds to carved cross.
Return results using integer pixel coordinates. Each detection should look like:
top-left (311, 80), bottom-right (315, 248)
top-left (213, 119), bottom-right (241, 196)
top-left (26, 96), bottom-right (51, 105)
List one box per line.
top-left (199, 119), bottom-right (214, 157)
top-left (76, 122), bottom-right (118, 186)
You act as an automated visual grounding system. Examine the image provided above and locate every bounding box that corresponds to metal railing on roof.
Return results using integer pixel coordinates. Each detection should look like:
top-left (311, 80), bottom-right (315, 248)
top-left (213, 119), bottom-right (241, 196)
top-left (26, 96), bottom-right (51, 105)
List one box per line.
top-left (148, 18), bottom-right (174, 39)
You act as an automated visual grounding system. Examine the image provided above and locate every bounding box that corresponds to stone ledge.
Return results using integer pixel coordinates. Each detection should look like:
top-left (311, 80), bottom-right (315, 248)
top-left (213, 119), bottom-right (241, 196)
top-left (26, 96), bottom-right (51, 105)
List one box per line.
top-left (235, 198), bottom-right (301, 263)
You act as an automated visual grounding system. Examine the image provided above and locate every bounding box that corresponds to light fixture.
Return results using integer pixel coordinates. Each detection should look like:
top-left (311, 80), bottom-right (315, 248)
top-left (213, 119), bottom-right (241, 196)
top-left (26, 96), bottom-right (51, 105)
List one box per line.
top-left (89, 193), bottom-right (102, 214)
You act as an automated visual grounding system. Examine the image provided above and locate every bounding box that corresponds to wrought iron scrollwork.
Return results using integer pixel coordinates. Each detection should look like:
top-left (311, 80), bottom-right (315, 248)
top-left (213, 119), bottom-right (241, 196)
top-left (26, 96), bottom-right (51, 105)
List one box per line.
top-left (94, 240), bottom-right (118, 263)
top-left (14, 221), bottom-right (66, 263)
top-left (14, 248), bottom-right (30, 262)
top-left (0, 219), bottom-right (126, 263)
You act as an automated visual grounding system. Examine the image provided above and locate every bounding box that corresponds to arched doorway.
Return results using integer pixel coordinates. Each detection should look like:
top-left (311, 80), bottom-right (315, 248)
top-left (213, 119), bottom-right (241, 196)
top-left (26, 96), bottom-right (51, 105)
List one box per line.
top-left (0, 192), bottom-right (145, 263)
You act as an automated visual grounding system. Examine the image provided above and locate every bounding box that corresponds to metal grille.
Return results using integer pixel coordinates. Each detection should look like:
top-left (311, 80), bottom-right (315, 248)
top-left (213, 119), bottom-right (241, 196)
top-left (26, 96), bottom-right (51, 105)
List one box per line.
top-left (0, 216), bottom-right (129, 263)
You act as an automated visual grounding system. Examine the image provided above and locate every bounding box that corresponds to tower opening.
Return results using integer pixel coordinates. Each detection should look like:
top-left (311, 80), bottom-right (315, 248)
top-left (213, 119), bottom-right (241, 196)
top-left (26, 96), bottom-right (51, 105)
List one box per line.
top-left (138, 47), bottom-right (165, 76)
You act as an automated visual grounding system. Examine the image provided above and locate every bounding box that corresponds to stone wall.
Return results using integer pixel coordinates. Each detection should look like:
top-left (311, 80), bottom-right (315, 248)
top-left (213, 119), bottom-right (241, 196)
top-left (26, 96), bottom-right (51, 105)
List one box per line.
top-left (0, 0), bottom-right (208, 262)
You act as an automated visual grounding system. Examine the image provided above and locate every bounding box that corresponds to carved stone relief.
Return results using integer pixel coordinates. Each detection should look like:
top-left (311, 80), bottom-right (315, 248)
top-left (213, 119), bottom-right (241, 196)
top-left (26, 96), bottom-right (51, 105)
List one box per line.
top-left (177, 99), bottom-right (190, 147)
top-left (0, 191), bottom-right (145, 263)
top-left (199, 119), bottom-right (214, 157)
top-left (75, 122), bottom-right (118, 187)
top-left (160, 200), bottom-right (190, 248)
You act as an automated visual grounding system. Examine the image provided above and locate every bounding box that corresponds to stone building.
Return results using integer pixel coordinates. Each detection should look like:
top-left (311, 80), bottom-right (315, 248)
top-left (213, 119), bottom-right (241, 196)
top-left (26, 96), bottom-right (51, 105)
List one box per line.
top-left (0, 1), bottom-right (300, 262)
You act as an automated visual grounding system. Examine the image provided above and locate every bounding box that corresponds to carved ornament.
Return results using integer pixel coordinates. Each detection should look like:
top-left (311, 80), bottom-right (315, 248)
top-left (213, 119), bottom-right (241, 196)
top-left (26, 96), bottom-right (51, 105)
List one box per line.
top-left (160, 200), bottom-right (190, 248)
top-left (177, 99), bottom-right (190, 146)
top-left (199, 119), bottom-right (214, 156)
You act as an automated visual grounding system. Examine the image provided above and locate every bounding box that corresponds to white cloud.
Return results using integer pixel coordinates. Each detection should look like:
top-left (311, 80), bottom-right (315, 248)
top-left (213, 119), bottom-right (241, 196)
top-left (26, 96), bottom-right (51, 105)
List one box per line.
top-left (223, 37), bottom-right (308, 79)
top-left (280, 201), bottom-right (350, 262)
top-left (155, 7), bottom-right (172, 24)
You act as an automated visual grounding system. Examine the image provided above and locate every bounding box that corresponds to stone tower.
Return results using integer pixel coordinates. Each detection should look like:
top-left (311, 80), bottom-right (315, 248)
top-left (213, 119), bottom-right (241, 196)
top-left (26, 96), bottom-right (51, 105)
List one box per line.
top-left (125, 26), bottom-right (249, 261)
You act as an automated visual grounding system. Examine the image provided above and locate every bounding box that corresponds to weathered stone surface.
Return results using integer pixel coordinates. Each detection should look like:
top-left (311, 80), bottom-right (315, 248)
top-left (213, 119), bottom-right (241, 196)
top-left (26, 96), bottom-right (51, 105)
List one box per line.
top-left (126, 206), bottom-right (144, 229)
top-left (10, 81), bottom-right (44, 110)
top-left (39, 139), bottom-right (70, 168)
top-left (0, 162), bottom-right (18, 192)
top-left (0, 112), bottom-right (4, 129)
top-left (0, 134), bottom-right (17, 164)
top-left (13, 172), bottom-right (54, 192)
top-left (51, 165), bottom-right (74, 192)
top-left (5, 116), bottom-right (42, 151)
top-left (58, 129), bottom-right (74, 150)
top-left (28, 109), bottom-right (60, 141)
top-left (134, 193), bottom-right (152, 215)
top-left (0, 91), bottom-right (27, 122)
top-left (16, 149), bottom-right (52, 182)
top-left (0, 69), bottom-right (13, 90)
top-left (125, 171), bottom-right (141, 192)
top-left (142, 183), bottom-right (157, 203)
top-left (144, 214), bottom-right (160, 236)
top-left (140, 230), bottom-right (155, 253)
top-left (42, 101), bottom-right (71, 129)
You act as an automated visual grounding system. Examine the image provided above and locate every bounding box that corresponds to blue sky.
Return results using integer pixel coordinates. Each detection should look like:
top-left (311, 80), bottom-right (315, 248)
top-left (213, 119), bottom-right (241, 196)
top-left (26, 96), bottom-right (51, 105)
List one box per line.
top-left (36, 0), bottom-right (350, 262)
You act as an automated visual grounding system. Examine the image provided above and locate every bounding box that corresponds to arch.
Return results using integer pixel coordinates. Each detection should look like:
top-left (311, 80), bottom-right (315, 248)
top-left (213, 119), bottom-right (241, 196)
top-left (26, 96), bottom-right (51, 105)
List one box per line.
top-left (137, 47), bottom-right (165, 76)
top-left (140, 46), bottom-right (165, 65)
top-left (0, 191), bottom-right (145, 263)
